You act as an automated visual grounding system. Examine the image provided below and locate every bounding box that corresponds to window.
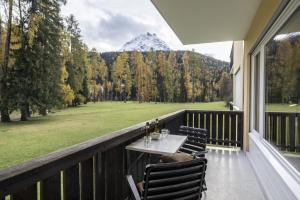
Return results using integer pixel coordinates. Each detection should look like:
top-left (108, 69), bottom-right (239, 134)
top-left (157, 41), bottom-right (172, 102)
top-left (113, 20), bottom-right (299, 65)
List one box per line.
top-left (254, 53), bottom-right (260, 132)
top-left (264, 6), bottom-right (300, 172)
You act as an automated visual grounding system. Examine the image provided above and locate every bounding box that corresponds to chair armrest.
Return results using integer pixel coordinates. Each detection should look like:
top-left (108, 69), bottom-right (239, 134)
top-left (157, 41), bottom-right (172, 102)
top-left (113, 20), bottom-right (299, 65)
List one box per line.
top-left (193, 150), bottom-right (208, 158)
top-left (126, 175), bottom-right (141, 200)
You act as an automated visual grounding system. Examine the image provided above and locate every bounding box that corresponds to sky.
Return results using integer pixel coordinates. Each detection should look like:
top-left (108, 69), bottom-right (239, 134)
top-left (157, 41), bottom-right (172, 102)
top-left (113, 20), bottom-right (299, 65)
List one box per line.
top-left (61, 0), bottom-right (233, 62)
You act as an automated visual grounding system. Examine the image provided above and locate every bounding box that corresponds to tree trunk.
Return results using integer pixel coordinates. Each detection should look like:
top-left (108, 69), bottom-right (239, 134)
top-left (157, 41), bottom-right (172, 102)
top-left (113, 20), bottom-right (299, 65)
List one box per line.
top-left (21, 109), bottom-right (29, 121)
top-left (39, 108), bottom-right (47, 116)
top-left (20, 103), bottom-right (30, 121)
top-left (1, 108), bottom-right (10, 122)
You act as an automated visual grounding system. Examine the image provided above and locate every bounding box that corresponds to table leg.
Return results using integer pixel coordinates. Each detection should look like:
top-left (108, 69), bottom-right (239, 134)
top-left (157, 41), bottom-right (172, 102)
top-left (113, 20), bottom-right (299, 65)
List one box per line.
top-left (126, 150), bottom-right (145, 175)
top-left (126, 149), bottom-right (131, 175)
top-left (147, 153), bottom-right (151, 165)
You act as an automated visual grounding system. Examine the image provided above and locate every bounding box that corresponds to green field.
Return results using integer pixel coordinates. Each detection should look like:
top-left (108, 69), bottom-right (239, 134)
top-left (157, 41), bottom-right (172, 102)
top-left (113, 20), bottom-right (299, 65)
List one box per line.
top-left (0, 101), bottom-right (227, 170)
top-left (266, 103), bottom-right (300, 112)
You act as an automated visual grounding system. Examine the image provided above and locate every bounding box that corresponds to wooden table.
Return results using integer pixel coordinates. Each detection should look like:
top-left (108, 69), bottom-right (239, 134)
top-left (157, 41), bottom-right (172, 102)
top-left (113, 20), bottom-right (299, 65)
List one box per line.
top-left (125, 134), bottom-right (187, 174)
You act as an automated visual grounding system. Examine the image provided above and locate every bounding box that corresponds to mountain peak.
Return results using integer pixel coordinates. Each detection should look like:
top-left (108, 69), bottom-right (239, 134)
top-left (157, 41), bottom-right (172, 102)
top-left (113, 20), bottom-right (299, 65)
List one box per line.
top-left (120, 33), bottom-right (170, 52)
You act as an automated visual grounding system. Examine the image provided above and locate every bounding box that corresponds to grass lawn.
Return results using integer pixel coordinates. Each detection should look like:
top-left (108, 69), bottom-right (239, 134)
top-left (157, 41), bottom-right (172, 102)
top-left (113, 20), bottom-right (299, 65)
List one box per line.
top-left (0, 101), bottom-right (227, 170)
top-left (266, 103), bottom-right (300, 112)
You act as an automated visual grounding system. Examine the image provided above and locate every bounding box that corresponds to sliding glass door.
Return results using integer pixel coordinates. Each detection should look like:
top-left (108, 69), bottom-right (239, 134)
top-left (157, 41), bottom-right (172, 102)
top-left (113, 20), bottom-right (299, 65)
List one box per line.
top-left (251, 1), bottom-right (300, 172)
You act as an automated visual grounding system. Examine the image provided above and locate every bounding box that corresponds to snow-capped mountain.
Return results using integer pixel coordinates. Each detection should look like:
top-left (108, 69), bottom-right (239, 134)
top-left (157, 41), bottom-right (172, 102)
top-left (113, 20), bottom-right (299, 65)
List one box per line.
top-left (120, 33), bottom-right (170, 52)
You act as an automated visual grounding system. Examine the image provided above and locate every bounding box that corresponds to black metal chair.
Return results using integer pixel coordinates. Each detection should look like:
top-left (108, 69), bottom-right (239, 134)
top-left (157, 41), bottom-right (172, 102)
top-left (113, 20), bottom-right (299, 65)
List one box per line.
top-left (126, 158), bottom-right (207, 200)
top-left (178, 126), bottom-right (208, 157)
top-left (159, 126), bottom-right (209, 192)
top-left (160, 126), bottom-right (208, 163)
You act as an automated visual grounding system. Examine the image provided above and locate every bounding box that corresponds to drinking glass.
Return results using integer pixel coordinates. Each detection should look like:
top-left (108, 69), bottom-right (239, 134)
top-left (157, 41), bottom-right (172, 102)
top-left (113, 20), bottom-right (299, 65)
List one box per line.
top-left (144, 136), bottom-right (150, 147)
top-left (161, 129), bottom-right (168, 138)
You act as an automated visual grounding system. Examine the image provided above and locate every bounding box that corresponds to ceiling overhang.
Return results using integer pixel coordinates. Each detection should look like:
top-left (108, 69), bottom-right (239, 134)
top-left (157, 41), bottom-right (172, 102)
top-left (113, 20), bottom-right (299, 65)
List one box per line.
top-left (151, 0), bottom-right (262, 44)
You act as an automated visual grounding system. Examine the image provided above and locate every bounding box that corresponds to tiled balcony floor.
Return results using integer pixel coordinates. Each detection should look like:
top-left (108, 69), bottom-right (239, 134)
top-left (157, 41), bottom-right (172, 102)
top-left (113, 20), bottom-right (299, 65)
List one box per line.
top-left (203, 147), bottom-right (265, 200)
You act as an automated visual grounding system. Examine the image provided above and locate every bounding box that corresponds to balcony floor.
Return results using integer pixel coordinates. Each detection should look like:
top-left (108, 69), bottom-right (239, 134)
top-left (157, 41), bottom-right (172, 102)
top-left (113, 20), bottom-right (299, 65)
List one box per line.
top-left (203, 147), bottom-right (265, 200)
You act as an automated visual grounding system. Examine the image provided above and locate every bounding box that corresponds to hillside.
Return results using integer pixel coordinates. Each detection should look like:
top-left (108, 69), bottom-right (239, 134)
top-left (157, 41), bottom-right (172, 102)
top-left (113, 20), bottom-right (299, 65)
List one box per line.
top-left (101, 51), bottom-right (230, 71)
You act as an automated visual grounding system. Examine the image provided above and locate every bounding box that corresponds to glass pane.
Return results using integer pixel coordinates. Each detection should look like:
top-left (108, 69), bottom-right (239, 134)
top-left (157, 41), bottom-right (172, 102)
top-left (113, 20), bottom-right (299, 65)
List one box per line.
top-left (255, 53), bottom-right (261, 132)
top-left (265, 7), bottom-right (300, 172)
top-left (254, 53), bottom-right (260, 132)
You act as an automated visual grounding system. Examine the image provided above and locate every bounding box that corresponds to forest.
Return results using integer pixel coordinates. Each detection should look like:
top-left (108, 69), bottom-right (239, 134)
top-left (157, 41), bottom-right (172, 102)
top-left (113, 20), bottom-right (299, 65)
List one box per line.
top-left (266, 34), bottom-right (300, 104)
top-left (0, 0), bottom-right (231, 122)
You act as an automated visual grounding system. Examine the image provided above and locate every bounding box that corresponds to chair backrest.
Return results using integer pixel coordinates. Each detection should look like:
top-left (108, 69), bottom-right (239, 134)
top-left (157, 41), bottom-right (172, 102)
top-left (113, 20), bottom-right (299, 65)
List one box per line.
top-left (179, 126), bottom-right (208, 155)
top-left (142, 158), bottom-right (207, 200)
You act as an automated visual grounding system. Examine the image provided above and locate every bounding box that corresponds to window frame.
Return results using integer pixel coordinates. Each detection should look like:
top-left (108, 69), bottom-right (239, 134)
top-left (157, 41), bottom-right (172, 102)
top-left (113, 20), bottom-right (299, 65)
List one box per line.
top-left (250, 48), bottom-right (264, 138)
top-left (250, 0), bottom-right (300, 179)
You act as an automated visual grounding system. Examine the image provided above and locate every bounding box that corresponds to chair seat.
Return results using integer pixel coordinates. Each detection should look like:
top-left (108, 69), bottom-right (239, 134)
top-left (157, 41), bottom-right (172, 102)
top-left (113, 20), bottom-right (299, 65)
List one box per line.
top-left (160, 152), bottom-right (193, 163)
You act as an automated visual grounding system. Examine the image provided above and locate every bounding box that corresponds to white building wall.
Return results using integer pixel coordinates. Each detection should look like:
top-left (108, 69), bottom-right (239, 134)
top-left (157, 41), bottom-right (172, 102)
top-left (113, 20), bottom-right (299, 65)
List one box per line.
top-left (231, 41), bottom-right (244, 110)
top-left (234, 70), bottom-right (242, 109)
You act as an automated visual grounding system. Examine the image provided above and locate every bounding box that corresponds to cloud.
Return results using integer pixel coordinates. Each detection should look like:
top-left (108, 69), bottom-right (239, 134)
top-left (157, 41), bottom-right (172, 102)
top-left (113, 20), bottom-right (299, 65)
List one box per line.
top-left (93, 12), bottom-right (155, 48)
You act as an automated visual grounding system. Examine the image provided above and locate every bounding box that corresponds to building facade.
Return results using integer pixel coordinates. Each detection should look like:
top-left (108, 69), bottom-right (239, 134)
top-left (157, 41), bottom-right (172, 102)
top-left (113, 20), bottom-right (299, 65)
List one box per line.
top-left (230, 41), bottom-right (244, 110)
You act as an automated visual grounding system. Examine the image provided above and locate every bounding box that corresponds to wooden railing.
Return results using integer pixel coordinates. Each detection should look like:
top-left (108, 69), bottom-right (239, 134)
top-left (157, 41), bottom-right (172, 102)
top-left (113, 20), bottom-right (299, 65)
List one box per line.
top-left (265, 111), bottom-right (300, 152)
top-left (0, 109), bottom-right (244, 200)
top-left (185, 110), bottom-right (244, 149)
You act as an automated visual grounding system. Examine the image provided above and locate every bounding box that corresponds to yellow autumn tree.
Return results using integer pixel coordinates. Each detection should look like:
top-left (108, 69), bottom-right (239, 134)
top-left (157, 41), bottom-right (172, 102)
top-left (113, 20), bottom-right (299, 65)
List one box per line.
top-left (112, 52), bottom-right (131, 100)
top-left (132, 51), bottom-right (151, 102)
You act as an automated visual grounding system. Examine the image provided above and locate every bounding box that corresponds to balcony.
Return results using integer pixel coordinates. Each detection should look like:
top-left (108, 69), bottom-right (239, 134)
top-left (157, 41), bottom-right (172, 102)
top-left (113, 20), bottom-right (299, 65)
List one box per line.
top-left (0, 109), bottom-right (265, 200)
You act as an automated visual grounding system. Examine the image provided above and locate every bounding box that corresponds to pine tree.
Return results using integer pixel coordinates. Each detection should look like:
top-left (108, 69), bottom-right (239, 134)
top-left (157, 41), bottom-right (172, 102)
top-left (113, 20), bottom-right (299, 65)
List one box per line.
top-left (65, 15), bottom-right (88, 105)
top-left (0, 0), bottom-right (13, 122)
top-left (182, 52), bottom-right (193, 102)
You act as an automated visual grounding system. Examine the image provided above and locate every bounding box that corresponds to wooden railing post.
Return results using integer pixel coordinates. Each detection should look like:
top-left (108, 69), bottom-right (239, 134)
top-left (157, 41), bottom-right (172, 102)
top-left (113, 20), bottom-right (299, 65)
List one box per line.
top-left (280, 114), bottom-right (287, 151)
top-left (211, 113), bottom-right (217, 145)
top-left (289, 114), bottom-right (296, 152)
top-left (80, 158), bottom-right (93, 200)
top-left (224, 113), bottom-right (230, 146)
top-left (63, 164), bottom-right (80, 200)
top-left (217, 113), bottom-right (224, 146)
top-left (95, 152), bottom-right (106, 200)
top-left (11, 184), bottom-right (37, 200)
top-left (40, 173), bottom-right (61, 200)
top-left (230, 113), bottom-right (237, 147)
top-left (238, 112), bottom-right (244, 150)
